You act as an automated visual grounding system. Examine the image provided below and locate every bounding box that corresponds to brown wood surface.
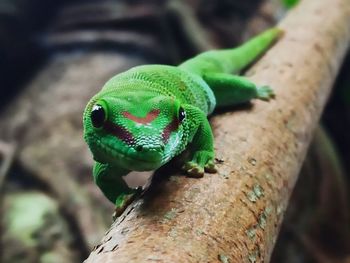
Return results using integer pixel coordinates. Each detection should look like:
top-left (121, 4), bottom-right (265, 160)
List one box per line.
top-left (85, 0), bottom-right (350, 262)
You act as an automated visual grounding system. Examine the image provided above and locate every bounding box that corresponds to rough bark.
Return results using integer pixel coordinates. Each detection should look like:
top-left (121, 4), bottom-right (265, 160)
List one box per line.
top-left (85, 0), bottom-right (350, 262)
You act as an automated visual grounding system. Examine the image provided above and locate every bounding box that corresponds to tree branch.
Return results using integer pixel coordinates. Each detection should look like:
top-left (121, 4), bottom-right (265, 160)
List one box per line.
top-left (85, 0), bottom-right (350, 261)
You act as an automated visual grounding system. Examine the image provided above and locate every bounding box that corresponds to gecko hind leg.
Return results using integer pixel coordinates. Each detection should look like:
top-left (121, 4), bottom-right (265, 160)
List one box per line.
top-left (203, 73), bottom-right (275, 107)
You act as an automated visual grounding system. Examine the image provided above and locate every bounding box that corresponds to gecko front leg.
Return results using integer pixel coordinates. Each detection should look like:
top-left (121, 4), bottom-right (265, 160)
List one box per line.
top-left (93, 162), bottom-right (139, 215)
top-left (182, 105), bottom-right (217, 178)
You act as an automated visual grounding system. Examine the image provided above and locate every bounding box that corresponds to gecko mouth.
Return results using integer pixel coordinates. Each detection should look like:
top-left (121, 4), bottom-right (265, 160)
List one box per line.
top-left (87, 134), bottom-right (163, 171)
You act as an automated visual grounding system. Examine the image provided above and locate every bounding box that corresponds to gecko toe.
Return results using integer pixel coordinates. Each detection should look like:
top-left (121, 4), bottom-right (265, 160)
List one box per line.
top-left (257, 85), bottom-right (275, 101)
top-left (183, 161), bottom-right (204, 178)
top-left (204, 161), bottom-right (217, 173)
top-left (187, 167), bottom-right (205, 178)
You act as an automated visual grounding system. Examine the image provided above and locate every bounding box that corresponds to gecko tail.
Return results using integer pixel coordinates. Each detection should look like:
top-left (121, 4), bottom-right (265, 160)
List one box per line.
top-left (179, 27), bottom-right (284, 75)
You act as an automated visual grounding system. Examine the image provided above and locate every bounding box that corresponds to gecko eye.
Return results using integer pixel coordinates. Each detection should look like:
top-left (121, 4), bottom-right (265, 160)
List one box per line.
top-left (91, 104), bottom-right (106, 128)
top-left (178, 107), bottom-right (186, 122)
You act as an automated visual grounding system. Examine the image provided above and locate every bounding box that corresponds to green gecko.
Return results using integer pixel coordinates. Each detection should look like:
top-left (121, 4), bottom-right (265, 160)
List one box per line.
top-left (83, 28), bottom-right (283, 210)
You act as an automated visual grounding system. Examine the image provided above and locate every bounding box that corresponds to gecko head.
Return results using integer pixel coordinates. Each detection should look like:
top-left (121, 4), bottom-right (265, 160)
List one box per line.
top-left (83, 93), bottom-right (187, 171)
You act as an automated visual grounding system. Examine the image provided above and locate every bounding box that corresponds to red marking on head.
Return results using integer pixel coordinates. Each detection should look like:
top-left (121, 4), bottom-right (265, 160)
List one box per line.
top-left (122, 109), bottom-right (160, 124)
top-left (162, 118), bottom-right (179, 143)
top-left (103, 121), bottom-right (135, 145)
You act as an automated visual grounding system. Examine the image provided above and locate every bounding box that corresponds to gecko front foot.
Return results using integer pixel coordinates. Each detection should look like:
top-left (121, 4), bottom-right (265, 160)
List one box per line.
top-left (182, 151), bottom-right (217, 178)
top-left (257, 86), bottom-right (275, 101)
top-left (113, 188), bottom-right (142, 220)
top-left (113, 193), bottom-right (136, 220)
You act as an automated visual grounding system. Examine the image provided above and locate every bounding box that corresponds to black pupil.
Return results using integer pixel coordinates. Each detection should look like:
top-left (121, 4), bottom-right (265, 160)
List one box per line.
top-left (91, 104), bottom-right (105, 128)
top-left (178, 107), bottom-right (186, 122)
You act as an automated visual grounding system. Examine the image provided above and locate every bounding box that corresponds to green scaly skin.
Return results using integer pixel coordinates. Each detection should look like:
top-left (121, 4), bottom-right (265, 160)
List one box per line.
top-left (83, 28), bottom-right (283, 211)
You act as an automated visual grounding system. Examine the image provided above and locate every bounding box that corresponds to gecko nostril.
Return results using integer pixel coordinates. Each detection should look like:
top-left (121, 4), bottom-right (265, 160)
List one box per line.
top-left (160, 145), bottom-right (165, 151)
top-left (136, 145), bottom-right (143, 152)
